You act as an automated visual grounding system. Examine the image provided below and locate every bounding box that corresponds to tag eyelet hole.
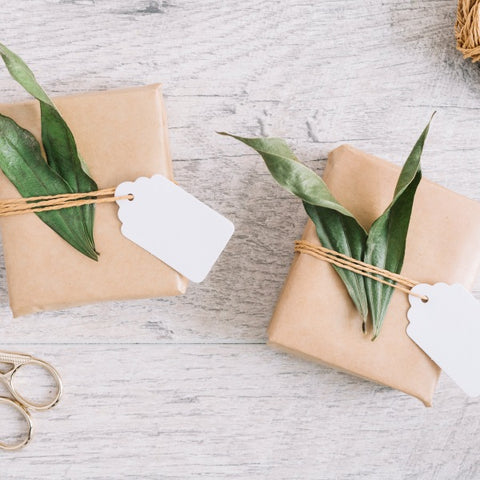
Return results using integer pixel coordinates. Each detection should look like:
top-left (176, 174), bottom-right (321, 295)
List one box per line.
top-left (127, 193), bottom-right (134, 201)
top-left (421, 296), bottom-right (429, 303)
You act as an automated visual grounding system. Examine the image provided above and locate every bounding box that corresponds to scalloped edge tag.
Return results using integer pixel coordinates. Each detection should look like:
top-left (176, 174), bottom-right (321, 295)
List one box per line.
top-left (407, 282), bottom-right (480, 397)
top-left (115, 175), bottom-right (234, 282)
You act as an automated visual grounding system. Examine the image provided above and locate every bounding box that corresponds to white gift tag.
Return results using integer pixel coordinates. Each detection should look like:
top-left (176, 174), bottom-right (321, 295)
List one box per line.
top-left (407, 282), bottom-right (480, 396)
top-left (115, 175), bottom-right (234, 282)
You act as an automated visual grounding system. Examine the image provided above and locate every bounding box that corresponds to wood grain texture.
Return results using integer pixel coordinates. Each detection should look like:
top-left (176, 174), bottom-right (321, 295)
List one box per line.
top-left (0, 0), bottom-right (479, 478)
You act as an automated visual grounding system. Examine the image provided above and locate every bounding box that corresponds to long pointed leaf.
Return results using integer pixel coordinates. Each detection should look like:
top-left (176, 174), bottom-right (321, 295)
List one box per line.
top-left (40, 103), bottom-right (97, 250)
top-left (364, 117), bottom-right (433, 339)
top-left (220, 132), bottom-right (369, 320)
top-left (218, 133), bottom-right (364, 221)
top-left (304, 202), bottom-right (368, 319)
top-left (0, 114), bottom-right (97, 259)
top-left (0, 42), bottom-right (97, 252)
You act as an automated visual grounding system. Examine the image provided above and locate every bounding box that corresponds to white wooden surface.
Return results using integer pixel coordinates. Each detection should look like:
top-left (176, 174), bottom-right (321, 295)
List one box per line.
top-left (0, 0), bottom-right (480, 478)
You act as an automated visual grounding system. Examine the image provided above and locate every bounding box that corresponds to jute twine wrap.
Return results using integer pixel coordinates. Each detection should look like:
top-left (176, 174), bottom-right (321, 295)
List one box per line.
top-left (294, 240), bottom-right (427, 301)
top-left (456, 0), bottom-right (480, 62)
top-left (0, 188), bottom-right (131, 217)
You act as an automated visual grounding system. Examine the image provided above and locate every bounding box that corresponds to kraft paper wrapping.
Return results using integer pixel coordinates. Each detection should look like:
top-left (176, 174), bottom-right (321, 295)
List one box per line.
top-left (268, 145), bottom-right (480, 406)
top-left (0, 84), bottom-right (188, 317)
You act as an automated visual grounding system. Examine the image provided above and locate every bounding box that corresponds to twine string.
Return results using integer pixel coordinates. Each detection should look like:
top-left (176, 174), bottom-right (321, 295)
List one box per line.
top-left (294, 240), bottom-right (427, 300)
top-left (0, 188), bottom-right (132, 217)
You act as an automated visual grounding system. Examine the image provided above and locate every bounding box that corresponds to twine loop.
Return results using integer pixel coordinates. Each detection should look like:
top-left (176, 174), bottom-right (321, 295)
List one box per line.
top-left (294, 240), bottom-right (427, 301)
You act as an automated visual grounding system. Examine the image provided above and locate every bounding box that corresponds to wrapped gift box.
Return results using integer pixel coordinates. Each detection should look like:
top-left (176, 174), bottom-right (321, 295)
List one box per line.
top-left (268, 145), bottom-right (480, 406)
top-left (0, 84), bottom-right (188, 316)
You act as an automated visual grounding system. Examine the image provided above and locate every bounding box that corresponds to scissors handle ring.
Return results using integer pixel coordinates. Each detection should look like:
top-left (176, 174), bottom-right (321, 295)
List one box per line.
top-left (0, 397), bottom-right (33, 451)
top-left (10, 359), bottom-right (63, 411)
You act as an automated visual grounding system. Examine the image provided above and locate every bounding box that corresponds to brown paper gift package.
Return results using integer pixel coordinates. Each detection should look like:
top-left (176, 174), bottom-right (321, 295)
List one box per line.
top-left (268, 144), bottom-right (480, 406)
top-left (0, 84), bottom-right (188, 317)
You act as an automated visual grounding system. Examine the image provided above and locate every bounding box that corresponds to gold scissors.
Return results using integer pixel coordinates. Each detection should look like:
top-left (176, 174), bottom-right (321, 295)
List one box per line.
top-left (0, 350), bottom-right (63, 451)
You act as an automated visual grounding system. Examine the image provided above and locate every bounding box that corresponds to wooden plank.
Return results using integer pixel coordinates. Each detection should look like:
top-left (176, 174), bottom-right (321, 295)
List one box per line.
top-left (1, 344), bottom-right (477, 480)
top-left (0, 0), bottom-right (478, 478)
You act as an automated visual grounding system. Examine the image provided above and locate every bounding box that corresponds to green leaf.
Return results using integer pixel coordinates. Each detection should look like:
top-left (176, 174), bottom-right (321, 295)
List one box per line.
top-left (0, 42), bottom-right (98, 254)
top-left (0, 44), bottom-right (52, 106)
top-left (218, 133), bottom-right (361, 219)
top-left (364, 116), bottom-right (433, 339)
top-left (39, 103), bottom-right (98, 251)
top-left (0, 114), bottom-right (98, 259)
top-left (219, 132), bottom-right (369, 320)
top-left (303, 202), bottom-right (368, 320)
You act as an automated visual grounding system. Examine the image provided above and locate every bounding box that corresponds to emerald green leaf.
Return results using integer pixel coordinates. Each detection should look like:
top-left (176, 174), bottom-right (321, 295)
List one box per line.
top-left (0, 114), bottom-right (98, 259)
top-left (364, 116), bottom-right (433, 339)
top-left (303, 202), bottom-right (368, 320)
top-left (0, 42), bottom-right (98, 254)
top-left (39, 103), bottom-right (97, 251)
top-left (218, 133), bottom-right (362, 219)
top-left (0, 44), bottom-right (52, 106)
top-left (219, 132), bottom-right (369, 320)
